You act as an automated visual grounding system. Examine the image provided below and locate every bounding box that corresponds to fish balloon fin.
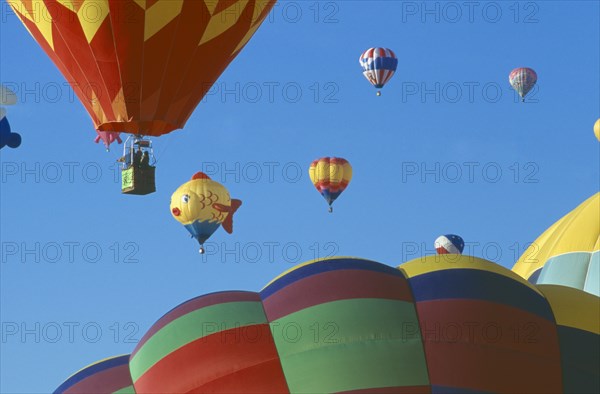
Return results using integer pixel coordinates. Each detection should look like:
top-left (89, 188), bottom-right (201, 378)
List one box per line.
top-left (221, 199), bottom-right (242, 234)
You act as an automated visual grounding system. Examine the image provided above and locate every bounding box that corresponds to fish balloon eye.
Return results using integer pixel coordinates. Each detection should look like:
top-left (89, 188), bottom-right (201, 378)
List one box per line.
top-left (182, 194), bottom-right (190, 204)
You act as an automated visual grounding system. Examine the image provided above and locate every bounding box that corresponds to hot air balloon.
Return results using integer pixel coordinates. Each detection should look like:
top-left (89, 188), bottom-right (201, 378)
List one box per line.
top-left (0, 112), bottom-right (21, 150)
top-left (129, 292), bottom-right (289, 393)
top-left (513, 192), bottom-right (599, 296)
top-left (8, 0), bottom-right (276, 190)
top-left (0, 85), bottom-right (17, 106)
top-left (434, 234), bottom-right (464, 254)
top-left (170, 172), bottom-right (242, 254)
top-left (359, 48), bottom-right (398, 96)
top-left (54, 355), bottom-right (134, 394)
top-left (57, 256), bottom-right (595, 394)
top-left (309, 157), bottom-right (352, 213)
top-left (0, 85), bottom-right (22, 150)
top-left (509, 67), bottom-right (537, 102)
top-left (594, 118), bottom-right (600, 142)
top-left (399, 255), bottom-right (599, 394)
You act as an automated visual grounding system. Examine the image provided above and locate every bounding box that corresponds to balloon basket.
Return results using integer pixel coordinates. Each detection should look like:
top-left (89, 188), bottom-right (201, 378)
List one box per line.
top-left (328, 206), bottom-right (333, 213)
top-left (376, 91), bottom-right (381, 96)
top-left (199, 246), bottom-right (205, 254)
top-left (121, 166), bottom-right (156, 195)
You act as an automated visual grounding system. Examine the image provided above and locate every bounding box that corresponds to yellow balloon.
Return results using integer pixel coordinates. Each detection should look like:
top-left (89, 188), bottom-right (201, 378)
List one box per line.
top-left (170, 172), bottom-right (242, 253)
top-left (309, 157), bottom-right (352, 212)
top-left (594, 118), bottom-right (600, 142)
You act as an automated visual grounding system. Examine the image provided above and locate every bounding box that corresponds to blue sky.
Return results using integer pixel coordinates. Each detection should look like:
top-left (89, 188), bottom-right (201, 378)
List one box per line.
top-left (1, 1), bottom-right (599, 392)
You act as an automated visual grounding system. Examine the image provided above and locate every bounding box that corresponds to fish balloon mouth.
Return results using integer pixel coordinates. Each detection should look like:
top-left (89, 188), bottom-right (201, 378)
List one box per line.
top-left (172, 207), bottom-right (181, 217)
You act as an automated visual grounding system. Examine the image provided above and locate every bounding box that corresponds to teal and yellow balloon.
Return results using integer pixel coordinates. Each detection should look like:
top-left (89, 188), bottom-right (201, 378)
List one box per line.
top-left (170, 172), bottom-right (241, 254)
top-left (512, 192), bottom-right (599, 296)
top-left (309, 157), bottom-right (352, 212)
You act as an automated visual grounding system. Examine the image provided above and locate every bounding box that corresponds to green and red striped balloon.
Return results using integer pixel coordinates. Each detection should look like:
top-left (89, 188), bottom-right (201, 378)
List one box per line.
top-left (53, 355), bottom-right (133, 394)
top-left (55, 256), bottom-right (599, 393)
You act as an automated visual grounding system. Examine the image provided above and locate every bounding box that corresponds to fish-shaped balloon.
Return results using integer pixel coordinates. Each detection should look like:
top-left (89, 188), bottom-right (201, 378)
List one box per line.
top-left (170, 172), bottom-right (242, 254)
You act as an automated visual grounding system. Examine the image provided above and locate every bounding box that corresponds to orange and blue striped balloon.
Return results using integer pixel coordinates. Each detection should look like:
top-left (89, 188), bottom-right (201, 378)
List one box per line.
top-left (309, 157), bottom-right (352, 212)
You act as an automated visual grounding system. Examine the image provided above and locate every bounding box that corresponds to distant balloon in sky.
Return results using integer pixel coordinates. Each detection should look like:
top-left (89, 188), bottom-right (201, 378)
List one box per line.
top-left (309, 157), bottom-right (352, 213)
top-left (359, 48), bottom-right (398, 96)
top-left (170, 172), bottom-right (242, 254)
top-left (509, 67), bottom-right (537, 102)
top-left (594, 118), bottom-right (600, 142)
top-left (0, 84), bottom-right (21, 150)
top-left (434, 234), bottom-right (465, 254)
top-left (0, 85), bottom-right (17, 106)
top-left (0, 116), bottom-right (21, 149)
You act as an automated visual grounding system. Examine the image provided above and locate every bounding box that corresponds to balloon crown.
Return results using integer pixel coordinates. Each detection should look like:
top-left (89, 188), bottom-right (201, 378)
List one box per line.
top-left (191, 172), bottom-right (211, 180)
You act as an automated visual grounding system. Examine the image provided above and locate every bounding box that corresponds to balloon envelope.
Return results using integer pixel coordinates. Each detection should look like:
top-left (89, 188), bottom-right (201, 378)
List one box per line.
top-left (0, 116), bottom-right (21, 149)
top-left (513, 192), bottom-right (599, 296)
top-left (54, 355), bottom-right (134, 394)
top-left (359, 47), bottom-right (398, 90)
top-left (129, 291), bottom-right (288, 393)
top-left (8, 0), bottom-right (276, 137)
top-left (308, 157), bottom-right (352, 209)
top-left (7, 132), bottom-right (22, 148)
top-left (434, 234), bottom-right (464, 254)
top-left (170, 172), bottom-right (241, 247)
top-left (125, 256), bottom-right (599, 393)
top-left (509, 67), bottom-right (537, 99)
top-left (594, 118), bottom-right (600, 141)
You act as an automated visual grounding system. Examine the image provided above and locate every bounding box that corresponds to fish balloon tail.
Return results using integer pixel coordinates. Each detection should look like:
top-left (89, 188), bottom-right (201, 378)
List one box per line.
top-left (221, 199), bottom-right (242, 234)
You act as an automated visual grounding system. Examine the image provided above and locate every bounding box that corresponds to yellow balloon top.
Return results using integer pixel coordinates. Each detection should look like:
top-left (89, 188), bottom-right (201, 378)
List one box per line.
top-left (512, 192), bottom-right (600, 280)
top-left (594, 118), bottom-right (600, 141)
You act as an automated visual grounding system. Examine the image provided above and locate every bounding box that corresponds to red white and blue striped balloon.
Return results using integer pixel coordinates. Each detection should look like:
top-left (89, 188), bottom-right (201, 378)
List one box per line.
top-left (359, 48), bottom-right (398, 94)
top-left (435, 234), bottom-right (465, 254)
top-left (509, 67), bottom-right (537, 101)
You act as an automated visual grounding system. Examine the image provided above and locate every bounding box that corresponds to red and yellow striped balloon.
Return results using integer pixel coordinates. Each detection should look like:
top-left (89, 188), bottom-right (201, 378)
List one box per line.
top-left (308, 157), bottom-right (352, 212)
top-left (8, 0), bottom-right (276, 137)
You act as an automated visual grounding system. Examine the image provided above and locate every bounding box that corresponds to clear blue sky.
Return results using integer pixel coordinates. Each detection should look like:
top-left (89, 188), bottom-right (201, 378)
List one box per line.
top-left (1, 1), bottom-right (599, 392)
